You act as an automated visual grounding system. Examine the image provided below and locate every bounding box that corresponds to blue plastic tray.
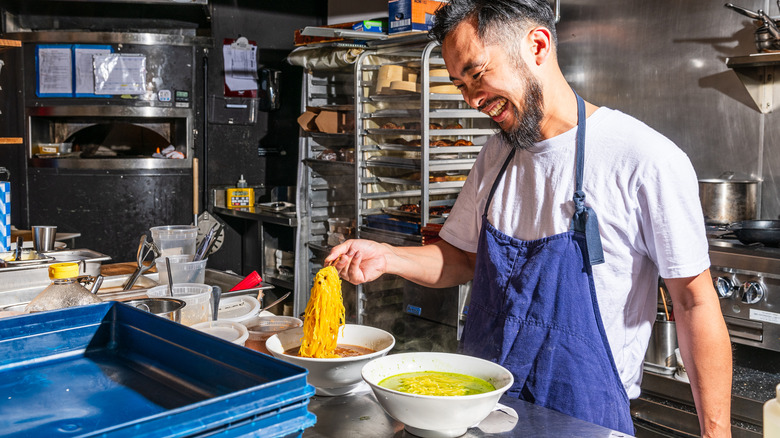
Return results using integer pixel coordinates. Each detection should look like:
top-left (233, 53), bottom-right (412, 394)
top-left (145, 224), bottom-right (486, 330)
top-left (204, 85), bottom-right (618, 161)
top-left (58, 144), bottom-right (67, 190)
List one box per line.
top-left (0, 302), bottom-right (316, 437)
top-left (365, 214), bottom-right (421, 234)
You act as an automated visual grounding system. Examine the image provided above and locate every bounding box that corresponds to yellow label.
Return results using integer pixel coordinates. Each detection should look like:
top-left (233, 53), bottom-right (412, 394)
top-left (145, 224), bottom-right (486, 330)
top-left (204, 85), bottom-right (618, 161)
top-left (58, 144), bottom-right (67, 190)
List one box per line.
top-left (227, 188), bottom-right (254, 207)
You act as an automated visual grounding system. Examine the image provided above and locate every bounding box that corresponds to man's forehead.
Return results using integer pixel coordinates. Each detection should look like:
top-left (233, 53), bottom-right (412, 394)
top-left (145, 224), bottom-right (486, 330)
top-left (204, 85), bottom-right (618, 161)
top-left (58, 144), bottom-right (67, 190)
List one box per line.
top-left (441, 21), bottom-right (487, 77)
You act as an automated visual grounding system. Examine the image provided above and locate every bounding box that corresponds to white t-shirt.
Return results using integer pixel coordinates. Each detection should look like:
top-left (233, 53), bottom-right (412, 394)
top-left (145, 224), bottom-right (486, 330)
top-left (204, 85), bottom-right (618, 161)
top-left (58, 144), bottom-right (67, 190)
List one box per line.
top-left (440, 107), bottom-right (710, 398)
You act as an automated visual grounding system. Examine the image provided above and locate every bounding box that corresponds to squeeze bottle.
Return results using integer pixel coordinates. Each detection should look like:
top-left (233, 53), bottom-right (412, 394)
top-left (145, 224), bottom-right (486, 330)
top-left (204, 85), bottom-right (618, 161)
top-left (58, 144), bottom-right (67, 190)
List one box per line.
top-left (766, 383), bottom-right (780, 437)
top-left (227, 175), bottom-right (254, 208)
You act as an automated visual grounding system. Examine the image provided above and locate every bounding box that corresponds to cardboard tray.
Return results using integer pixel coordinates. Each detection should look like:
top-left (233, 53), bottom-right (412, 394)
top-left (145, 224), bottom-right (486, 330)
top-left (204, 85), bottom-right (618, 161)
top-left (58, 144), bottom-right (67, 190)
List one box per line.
top-left (0, 302), bottom-right (315, 437)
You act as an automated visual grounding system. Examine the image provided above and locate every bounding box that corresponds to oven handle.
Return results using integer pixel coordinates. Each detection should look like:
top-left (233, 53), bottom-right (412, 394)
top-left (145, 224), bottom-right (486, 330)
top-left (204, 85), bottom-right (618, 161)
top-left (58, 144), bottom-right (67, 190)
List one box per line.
top-left (724, 315), bottom-right (763, 342)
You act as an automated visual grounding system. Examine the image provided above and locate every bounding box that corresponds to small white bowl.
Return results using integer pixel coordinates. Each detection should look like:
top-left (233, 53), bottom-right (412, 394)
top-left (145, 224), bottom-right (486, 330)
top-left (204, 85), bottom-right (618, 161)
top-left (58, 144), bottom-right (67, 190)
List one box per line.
top-left (192, 320), bottom-right (249, 346)
top-left (361, 352), bottom-right (514, 438)
top-left (265, 324), bottom-right (395, 396)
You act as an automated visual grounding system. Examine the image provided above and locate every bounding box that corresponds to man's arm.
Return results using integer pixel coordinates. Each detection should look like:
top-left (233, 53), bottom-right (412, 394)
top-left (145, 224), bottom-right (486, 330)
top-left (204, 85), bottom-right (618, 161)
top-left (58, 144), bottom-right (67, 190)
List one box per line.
top-left (665, 269), bottom-right (732, 437)
top-left (326, 239), bottom-right (477, 287)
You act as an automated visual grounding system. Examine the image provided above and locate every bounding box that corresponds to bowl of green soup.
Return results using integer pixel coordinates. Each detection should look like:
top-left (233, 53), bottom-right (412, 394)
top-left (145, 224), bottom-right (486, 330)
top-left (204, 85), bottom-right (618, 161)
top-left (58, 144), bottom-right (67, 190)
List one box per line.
top-left (362, 352), bottom-right (514, 438)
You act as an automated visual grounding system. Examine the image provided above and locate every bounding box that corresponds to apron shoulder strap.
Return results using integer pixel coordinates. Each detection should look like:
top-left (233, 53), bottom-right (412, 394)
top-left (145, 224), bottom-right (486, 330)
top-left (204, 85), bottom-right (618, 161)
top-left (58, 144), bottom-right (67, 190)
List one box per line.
top-left (483, 147), bottom-right (516, 216)
top-left (571, 92), bottom-right (605, 265)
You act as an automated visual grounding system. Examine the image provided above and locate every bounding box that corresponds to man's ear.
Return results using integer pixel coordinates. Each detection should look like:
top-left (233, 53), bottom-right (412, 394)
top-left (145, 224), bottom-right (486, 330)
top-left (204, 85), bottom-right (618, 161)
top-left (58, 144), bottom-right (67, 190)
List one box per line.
top-left (526, 26), bottom-right (553, 66)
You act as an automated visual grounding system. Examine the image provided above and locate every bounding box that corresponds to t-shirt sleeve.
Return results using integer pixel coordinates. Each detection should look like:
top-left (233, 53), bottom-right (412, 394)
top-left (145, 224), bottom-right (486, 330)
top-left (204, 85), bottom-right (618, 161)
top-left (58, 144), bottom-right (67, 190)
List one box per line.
top-left (636, 147), bottom-right (710, 279)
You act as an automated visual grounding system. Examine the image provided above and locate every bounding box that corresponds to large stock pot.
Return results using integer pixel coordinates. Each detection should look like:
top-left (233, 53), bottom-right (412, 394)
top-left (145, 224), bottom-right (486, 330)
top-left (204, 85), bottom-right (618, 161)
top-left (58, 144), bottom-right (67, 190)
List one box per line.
top-left (699, 174), bottom-right (759, 225)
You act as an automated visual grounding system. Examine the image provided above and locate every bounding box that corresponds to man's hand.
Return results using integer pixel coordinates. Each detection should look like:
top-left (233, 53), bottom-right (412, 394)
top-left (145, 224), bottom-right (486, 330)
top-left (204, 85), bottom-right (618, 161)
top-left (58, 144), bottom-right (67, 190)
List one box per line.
top-left (325, 239), bottom-right (392, 284)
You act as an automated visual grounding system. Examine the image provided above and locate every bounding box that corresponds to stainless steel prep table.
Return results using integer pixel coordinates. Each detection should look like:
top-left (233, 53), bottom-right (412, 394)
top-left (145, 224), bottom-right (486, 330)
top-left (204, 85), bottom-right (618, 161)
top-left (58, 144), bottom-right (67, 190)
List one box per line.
top-left (304, 387), bottom-right (632, 437)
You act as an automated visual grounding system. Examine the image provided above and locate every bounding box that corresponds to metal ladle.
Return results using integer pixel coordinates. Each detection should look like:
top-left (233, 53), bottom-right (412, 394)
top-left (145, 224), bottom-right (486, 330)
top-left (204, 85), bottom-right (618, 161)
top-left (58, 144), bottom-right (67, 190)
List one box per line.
top-left (259, 291), bottom-right (291, 314)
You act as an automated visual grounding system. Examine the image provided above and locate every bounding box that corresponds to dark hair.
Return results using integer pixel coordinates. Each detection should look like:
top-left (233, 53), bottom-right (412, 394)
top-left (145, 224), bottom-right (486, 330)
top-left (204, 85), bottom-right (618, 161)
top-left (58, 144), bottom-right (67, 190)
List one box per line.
top-left (430, 0), bottom-right (557, 47)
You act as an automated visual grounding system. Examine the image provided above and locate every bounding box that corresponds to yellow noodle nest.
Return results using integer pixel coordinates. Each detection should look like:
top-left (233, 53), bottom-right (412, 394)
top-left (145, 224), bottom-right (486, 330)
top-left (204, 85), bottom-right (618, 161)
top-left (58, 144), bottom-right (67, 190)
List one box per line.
top-left (299, 265), bottom-right (345, 358)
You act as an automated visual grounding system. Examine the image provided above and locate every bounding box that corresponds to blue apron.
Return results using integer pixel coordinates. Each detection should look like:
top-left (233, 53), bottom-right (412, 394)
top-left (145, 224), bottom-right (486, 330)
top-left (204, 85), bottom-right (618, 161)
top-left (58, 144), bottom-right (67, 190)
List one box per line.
top-left (460, 93), bottom-right (634, 434)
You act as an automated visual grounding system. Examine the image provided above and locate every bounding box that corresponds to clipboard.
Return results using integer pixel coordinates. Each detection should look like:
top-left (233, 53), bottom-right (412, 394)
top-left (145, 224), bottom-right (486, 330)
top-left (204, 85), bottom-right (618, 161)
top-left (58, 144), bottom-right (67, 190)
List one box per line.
top-left (223, 37), bottom-right (258, 98)
top-left (36, 44), bottom-right (74, 97)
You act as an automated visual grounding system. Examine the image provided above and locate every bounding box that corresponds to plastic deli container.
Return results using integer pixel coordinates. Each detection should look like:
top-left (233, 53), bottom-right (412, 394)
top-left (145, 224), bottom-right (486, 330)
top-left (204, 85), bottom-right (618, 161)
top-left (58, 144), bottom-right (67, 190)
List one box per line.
top-left (147, 283), bottom-right (212, 326)
top-left (244, 315), bottom-right (303, 353)
top-left (192, 320), bottom-right (249, 346)
top-left (217, 295), bottom-right (261, 323)
top-left (156, 255), bottom-right (208, 285)
top-left (150, 225), bottom-right (198, 257)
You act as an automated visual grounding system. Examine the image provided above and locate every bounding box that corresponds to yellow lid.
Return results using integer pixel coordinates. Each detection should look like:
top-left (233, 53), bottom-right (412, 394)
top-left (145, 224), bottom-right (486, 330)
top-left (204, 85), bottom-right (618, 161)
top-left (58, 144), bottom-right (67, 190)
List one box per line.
top-left (49, 262), bottom-right (80, 279)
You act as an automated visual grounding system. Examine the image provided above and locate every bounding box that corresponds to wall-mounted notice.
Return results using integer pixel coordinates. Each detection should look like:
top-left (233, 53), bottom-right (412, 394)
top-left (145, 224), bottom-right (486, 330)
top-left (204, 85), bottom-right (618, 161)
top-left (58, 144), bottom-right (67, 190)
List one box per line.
top-left (223, 37), bottom-right (258, 97)
top-left (36, 44), bottom-right (73, 97)
top-left (94, 53), bottom-right (146, 95)
top-left (74, 44), bottom-right (112, 97)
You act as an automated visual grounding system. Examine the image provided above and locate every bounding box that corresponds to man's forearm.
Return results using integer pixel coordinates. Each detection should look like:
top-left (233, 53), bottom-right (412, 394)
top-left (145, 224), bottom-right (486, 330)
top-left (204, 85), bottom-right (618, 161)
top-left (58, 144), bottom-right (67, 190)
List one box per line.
top-left (385, 240), bottom-right (476, 288)
top-left (666, 271), bottom-right (732, 437)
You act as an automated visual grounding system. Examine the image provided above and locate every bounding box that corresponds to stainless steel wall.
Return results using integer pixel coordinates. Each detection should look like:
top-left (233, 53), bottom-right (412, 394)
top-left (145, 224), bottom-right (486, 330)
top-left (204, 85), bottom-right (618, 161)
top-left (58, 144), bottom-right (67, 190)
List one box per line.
top-left (556, 0), bottom-right (779, 219)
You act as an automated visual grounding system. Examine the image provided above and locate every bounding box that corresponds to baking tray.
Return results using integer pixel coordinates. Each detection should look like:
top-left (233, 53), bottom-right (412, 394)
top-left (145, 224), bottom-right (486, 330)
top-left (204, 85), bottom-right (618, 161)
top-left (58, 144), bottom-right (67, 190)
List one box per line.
top-left (0, 301), bottom-right (315, 437)
top-left (381, 207), bottom-right (448, 224)
top-left (302, 158), bottom-right (354, 177)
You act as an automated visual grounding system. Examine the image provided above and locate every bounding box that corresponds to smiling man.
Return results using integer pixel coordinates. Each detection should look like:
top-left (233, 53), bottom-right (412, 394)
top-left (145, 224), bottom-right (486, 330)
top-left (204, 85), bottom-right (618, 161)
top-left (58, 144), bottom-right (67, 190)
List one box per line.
top-left (326, 0), bottom-right (732, 435)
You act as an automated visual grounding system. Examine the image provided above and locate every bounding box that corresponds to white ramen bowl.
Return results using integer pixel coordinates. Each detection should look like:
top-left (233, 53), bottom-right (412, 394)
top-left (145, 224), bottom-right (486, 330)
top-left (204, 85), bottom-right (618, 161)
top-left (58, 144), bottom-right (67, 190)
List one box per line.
top-left (265, 324), bottom-right (395, 396)
top-left (361, 352), bottom-right (514, 438)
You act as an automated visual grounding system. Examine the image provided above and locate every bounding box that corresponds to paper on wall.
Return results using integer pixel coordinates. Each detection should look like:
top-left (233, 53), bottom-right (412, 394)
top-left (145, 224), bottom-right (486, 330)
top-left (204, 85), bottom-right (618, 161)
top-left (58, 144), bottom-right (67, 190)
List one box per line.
top-left (74, 45), bottom-right (112, 96)
top-left (93, 53), bottom-right (146, 95)
top-left (223, 42), bottom-right (258, 92)
top-left (37, 46), bottom-right (73, 96)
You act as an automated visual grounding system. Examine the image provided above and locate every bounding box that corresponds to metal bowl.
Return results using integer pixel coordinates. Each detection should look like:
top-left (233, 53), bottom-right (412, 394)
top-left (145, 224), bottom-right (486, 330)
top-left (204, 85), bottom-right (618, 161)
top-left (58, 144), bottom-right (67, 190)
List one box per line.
top-left (123, 298), bottom-right (186, 323)
top-left (0, 249), bottom-right (54, 267)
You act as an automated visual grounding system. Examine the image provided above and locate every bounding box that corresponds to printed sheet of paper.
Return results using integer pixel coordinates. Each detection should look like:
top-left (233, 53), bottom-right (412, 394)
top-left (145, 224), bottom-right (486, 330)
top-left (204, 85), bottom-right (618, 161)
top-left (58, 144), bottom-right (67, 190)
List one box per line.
top-left (93, 53), bottom-right (146, 95)
top-left (37, 45), bottom-right (73, 96)
top-left (223, 43), bottom-right (258, 92)
top-left (74, 45), bottom-right (112, 96)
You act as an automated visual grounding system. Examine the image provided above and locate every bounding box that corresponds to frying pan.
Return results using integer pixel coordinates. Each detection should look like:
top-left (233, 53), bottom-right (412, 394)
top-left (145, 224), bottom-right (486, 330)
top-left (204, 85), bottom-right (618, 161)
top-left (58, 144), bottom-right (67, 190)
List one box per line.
top-left (726, 220), bottom-right (780, 246)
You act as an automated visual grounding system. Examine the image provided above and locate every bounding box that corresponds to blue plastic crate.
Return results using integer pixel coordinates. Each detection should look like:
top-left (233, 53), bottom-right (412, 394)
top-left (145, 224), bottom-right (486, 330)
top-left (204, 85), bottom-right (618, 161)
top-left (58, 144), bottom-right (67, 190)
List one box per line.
top-left (0, 302), bottom-right (316, 437)
top-left (192, 398), bottom-right (316, 437)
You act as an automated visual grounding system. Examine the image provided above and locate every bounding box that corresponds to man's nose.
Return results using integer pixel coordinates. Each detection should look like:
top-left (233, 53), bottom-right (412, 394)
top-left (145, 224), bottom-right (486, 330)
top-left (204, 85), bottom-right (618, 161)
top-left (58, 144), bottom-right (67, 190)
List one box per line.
top-left (463, 86), bottom-right (486, 110)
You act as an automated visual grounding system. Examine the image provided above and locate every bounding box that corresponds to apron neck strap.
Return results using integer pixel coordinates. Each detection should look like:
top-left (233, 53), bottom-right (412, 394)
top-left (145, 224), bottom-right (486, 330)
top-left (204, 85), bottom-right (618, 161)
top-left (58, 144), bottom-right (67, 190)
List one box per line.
top-left (571, 90), bottom-right (605, 265)
top-left (574, 92), bottom-right (586, 193)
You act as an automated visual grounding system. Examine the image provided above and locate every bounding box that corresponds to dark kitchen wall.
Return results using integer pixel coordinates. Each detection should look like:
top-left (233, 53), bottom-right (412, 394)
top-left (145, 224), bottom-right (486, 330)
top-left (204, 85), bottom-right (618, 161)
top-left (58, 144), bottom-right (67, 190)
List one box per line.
top-left (204, 1), bottom-right (326, 272)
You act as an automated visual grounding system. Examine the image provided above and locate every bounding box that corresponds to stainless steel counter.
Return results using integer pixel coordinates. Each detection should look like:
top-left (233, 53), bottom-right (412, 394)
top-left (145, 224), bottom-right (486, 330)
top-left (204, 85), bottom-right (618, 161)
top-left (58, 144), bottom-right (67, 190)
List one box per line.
top-left (305, 385), bottom-right (632, 437)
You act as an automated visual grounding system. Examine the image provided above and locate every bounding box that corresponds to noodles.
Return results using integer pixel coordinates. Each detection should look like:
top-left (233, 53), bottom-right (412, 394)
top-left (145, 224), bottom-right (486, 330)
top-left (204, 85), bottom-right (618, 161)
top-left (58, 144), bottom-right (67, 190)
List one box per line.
top-left (299, 265), bottom-right (345, 358)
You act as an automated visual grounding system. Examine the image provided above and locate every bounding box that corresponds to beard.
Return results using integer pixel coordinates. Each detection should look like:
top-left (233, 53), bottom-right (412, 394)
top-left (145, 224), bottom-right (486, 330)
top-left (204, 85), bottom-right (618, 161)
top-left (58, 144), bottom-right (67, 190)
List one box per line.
top-left (488, 61), bottom-right (544, 150)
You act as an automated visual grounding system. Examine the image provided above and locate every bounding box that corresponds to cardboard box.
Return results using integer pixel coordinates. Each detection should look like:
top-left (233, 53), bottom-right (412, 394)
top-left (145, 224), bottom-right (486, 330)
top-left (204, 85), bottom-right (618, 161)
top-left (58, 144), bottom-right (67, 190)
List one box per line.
top-left (388, 0), bottom-right (448, 34)
top-left (352, 19), bottom-right (387, 33)
top-left (297, 107), bottom-right (354, 134)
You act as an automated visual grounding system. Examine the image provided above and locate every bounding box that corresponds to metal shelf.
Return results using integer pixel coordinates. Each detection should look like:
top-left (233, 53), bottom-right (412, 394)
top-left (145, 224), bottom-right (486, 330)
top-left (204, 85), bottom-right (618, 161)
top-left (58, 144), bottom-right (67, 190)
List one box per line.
top-left (726, 53), bottom-right (780, 113)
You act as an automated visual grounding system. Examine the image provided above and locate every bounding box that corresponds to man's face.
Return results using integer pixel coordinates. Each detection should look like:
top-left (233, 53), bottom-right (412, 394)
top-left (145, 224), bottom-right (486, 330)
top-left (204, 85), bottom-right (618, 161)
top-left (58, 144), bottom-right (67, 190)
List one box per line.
top-left (441, 19), bottom-right (544, 149)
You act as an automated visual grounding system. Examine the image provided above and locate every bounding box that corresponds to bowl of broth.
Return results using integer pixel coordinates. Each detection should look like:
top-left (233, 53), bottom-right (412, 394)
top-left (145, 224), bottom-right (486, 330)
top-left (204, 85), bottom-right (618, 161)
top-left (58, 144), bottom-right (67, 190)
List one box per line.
top-left (265, 324), bottom-right (395, 396)
top-left (361, 352), bottom-right (514, 438)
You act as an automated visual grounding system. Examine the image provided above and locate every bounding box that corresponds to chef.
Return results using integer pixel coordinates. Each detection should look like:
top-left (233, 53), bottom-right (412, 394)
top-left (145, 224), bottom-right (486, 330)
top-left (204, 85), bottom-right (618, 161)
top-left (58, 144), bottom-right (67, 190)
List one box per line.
top-left (325, 0), bottom-right (732, 435)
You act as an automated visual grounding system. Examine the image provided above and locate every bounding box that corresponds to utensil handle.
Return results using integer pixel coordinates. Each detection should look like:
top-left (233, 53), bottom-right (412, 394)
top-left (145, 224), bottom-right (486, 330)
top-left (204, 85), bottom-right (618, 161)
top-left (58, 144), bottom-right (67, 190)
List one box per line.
top-left (725, 3), bottom-right (762, 19)
top-left (122, 268), bottom-right (142, 291)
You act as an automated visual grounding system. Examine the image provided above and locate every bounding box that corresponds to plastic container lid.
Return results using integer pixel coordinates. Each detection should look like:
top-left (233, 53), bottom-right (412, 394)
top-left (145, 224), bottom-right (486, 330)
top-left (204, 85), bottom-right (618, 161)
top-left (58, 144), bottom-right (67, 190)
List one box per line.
top-left (217, 295), bottom-right (261, 323)
top-left (192, 320), bottom-right (249, 346)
